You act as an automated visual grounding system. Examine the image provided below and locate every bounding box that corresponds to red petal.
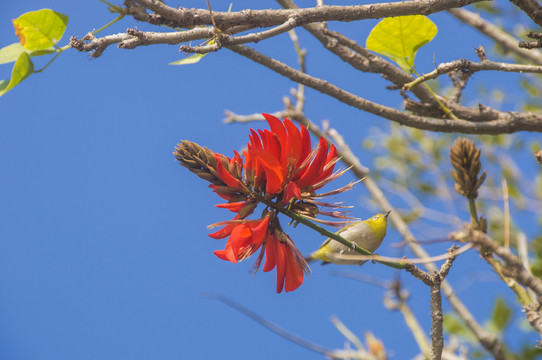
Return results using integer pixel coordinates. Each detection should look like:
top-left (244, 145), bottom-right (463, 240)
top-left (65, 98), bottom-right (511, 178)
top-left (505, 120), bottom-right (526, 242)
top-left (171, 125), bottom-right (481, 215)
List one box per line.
top-left (275, 241), bottom-right (287, 293)
top-left (313, 144), bottom-right (338, 188)
top-left (215, 201), bottom-right (247, 212)
top-left (250, 148), bottom-right (284, 194)
top-left (283, 181), bottom-right (301, 204)
top-left (208, 223), bottom-right (236, 239)
top-left (299, 124), bottom-right (311, 165)
top-left (214, 154), bottom-right (243, 190)
top-left (283, 119), bottom-right (303, 167)
top-left (249, 129), bottom-right (262, 149)
top-left (214, 242), bottom-right (237, 263)
top-left (284, 246), bottom-right (304, 292)
top-left (250, 216), bottom-right (270, 246)
top-left (263, 114), bottom-right (287, 154)
top-left (230, 224), bottom-right (253, 256)
top-left (263, 129), bottom-right (281, 161)
top-left (263, 235), bottom-right (277, 272)
top-left (295, 137), bottom-right (328, 190)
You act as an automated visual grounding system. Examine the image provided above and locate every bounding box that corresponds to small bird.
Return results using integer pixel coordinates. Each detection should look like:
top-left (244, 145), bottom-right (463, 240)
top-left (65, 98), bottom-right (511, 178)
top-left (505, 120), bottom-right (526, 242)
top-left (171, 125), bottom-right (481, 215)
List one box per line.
top-left (305, 210), bottom-right (391, 265)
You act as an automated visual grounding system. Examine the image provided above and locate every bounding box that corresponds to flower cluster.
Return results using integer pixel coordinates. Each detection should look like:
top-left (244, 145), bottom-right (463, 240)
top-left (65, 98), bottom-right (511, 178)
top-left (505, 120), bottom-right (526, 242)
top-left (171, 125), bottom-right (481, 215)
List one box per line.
top-left (175, 114), bottom-right (352, 292)
top-left (449, 137), bottom-right (486, 200)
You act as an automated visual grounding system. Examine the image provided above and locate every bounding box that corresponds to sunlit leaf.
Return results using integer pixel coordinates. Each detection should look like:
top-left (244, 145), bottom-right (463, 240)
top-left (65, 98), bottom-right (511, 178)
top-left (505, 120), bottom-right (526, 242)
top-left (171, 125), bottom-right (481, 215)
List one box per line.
top-left (366, 15), bottom-right (437, 72)
top-left (0, 52), bottom-right (34, 97)
top-left (0, 43), bottom-right (26, 64)
top-left (169, 40), bottom-right (215, 65)
top-left (12, 9), bottom-right (69, 51)
top-left (169, 53), bottom-right (207, 65)
top-left (0, 42), bottom-right (56, 65)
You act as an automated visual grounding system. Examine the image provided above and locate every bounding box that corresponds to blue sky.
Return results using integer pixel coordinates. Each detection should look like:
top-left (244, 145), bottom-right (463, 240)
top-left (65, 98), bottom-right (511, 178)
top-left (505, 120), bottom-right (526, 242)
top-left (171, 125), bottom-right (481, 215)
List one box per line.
top-left (1, 1), bottom-right (540, 359)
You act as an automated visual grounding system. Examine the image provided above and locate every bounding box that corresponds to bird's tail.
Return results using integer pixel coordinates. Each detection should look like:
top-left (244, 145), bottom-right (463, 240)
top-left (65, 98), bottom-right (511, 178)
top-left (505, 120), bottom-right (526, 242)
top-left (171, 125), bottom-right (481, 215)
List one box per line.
top-left (304, 253), bottom-right (315, 263)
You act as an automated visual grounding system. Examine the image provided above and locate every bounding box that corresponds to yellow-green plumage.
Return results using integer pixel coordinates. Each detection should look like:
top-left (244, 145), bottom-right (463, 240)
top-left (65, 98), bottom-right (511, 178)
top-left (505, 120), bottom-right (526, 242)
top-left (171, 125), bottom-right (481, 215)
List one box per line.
top-left (305, 211), bottom-right (391, 265)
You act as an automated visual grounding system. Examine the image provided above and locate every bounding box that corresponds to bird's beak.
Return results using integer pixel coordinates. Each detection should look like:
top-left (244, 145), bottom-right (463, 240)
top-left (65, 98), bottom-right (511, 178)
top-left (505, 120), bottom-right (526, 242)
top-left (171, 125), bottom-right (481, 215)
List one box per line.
top-left (384, 210), bottom-right (392, 218)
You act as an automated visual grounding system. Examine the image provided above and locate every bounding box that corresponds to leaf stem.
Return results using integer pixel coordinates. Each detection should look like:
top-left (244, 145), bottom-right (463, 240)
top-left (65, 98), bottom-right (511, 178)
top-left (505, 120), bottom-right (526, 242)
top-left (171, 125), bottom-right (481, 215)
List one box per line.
top-left (468, 197), bottom-right (482, 230)
top-left (92, 14), bottom-right (125, 35)
top-left (412, 67), bottom-right (459, 121)
top-left (33, 50), bottom-right (62, 73)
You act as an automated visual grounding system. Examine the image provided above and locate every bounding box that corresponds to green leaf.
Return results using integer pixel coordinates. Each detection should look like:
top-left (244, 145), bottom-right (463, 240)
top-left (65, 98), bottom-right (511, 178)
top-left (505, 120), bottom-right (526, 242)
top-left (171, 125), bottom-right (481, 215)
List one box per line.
top-left (487, 297), bottom-right (512, 334)
top-left (0, 43), bottom-right (26, 64)
top-left (169, 40), bottom-right (215, 65)
top-left (0, 42), bottom-right (56, 65)
top-left (0, 52), bottom-right (34, 97)
top-left (12, 9), bottom-right (69, 51)
top-left (169, 53), bottom-right (207, 65)
top-left (366, 15), bottom-right (437, 72)
top-left (443, 314), bottom-right (477, 344)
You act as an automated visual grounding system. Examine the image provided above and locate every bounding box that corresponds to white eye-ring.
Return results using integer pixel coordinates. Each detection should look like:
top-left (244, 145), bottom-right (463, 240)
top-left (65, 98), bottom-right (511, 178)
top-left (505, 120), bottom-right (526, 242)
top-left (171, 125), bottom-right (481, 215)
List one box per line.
top-left (372, 216), bottom-right (379, 221)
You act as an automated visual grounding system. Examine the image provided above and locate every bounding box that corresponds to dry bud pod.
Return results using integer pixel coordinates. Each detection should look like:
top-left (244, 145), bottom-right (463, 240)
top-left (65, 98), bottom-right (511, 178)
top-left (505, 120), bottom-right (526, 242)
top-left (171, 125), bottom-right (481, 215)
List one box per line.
top-left (535, 150), bottom-right (542, 164)
top-left (174, 140), bottom-right (221, 184)
top-left (450, 138), bottom-right (487, 199)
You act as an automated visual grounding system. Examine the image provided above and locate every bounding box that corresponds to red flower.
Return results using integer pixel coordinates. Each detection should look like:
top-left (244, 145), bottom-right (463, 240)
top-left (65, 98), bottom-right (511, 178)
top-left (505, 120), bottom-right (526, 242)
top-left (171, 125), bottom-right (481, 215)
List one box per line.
top-left (245, 114), bottom-right (339, 204)
top-left (176, 114), bottom-right (354, 293)
top-left (209, 213), bottom-right (305, 293)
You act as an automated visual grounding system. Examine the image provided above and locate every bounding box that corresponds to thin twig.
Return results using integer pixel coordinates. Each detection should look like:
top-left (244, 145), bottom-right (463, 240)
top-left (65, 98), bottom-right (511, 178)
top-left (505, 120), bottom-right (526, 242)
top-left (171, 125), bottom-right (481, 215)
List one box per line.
top-left (404, 58), bottom-right (542, 90)
top-left (448, 7), bottom-right (542, 65)
top-left (203, 293), bottom-right (335, 356)
top-left (451, 229), bottom-right (542, 299)
top-left (502, 178), bottom-right (510, 249)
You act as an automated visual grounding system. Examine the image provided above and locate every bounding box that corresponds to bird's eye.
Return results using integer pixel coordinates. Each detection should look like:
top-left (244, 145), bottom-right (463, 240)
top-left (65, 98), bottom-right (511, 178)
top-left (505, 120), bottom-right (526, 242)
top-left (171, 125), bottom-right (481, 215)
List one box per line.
top-left (372, 216), bottom-right (379, 221)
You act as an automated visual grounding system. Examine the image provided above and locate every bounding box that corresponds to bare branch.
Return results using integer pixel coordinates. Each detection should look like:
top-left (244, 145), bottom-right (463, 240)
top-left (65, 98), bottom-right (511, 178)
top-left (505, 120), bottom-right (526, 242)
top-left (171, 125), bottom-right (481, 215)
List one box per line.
top-left (406, 246), bottom-right (459, 360)
top-left (404, 58), bottom-right (542, 90)
top-left (133, 0), bottom-right (485, 30)
top-left (448, 8), bottom-right (542, 65)
top-left (451, 229), bottom-right (542, 299)
top-left (508, 0), bottom-right (542, 28)
top-left (524, 303), bottom-right (542, 344)
top-left (203, 293), bottom-right (335, 357)
top-left (228, 44), bottom-right (542, 134)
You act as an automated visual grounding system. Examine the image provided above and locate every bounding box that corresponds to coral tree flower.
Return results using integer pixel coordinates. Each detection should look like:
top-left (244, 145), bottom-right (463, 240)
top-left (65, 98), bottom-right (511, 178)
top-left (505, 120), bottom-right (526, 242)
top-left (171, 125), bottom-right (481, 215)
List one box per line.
top-left (174, 114), bottom-right (353, 293)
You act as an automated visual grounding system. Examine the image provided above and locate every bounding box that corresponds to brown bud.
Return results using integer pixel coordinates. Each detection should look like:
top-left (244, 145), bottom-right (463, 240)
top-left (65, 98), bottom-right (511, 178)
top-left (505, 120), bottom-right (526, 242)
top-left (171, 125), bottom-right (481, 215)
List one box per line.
top-left (238, 201), bottom-right (257, 219)
top-left (477, 216), bottom-right (488, 233)
top-left (535, 150), bottom-right (542, 164)
top-left (290, 202), bottom-right (319, 218)
top-left (174, 140), bottom-right (222, 184)
top-left (450, 138), bottom-right (486, 199)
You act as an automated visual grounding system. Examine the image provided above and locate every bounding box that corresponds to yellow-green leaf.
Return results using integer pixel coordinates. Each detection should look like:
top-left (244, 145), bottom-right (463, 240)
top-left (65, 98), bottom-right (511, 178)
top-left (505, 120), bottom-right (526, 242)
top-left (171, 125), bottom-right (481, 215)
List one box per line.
top-left (0, 42), bottom-right (55, 65)
top-left (0, 52), bottom-right (34, 97)
top-left (366, 15), bottom-right (437, 72)
top-left (169, 53), bottom-right (207, 65)
top-left (12, 9), bottom-right (69, 51)
top-left (169, 40), bottom-right (215, 66)
top-left (0, 43), bottom-right (26, 65)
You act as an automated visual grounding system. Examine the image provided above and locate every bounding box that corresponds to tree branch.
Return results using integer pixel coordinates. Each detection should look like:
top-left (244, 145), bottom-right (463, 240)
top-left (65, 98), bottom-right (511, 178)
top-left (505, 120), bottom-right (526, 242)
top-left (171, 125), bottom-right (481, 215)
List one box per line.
top-left (406, 246), bottom-right (459, 360)
top-left (508, 0), bottom-right (542, 28)
top-left (404, 58), bottom-right (542, 90)
top-left (451, 228), bottom-right (542, 299)
top-left (448, 7), bottom-right (542, 65)
top-left (133, 0), bottom-right (485, 29)
top-left (227, 44), bottom-right (542, 134)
